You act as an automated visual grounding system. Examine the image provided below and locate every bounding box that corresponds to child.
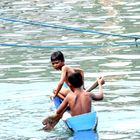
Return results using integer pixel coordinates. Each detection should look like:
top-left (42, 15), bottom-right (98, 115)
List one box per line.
top-left (42, 72), bottom-right (104, 130)
top-left (50, 51), bottom-right (99, 100)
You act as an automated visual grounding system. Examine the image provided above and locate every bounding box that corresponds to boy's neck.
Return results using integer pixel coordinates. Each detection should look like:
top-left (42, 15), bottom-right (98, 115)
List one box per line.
top-left (60, 63), bottom-right (65, 70)
top-left (74, 87), bottom-right (83, 93)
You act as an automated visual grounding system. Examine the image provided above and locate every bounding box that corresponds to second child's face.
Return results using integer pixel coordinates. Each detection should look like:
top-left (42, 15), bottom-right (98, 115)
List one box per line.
top-left (51, 60), bottom-right (63, 70)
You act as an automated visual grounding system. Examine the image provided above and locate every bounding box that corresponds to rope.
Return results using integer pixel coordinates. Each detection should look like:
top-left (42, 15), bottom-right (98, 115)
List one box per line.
top-left (0, 17), bottom-right (140, 40)
top-left (0, 42), bottom-right (140, 49)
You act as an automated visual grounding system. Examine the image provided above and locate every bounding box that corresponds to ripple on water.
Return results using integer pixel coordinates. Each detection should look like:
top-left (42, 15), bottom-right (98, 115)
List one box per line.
top-left (106, 54), bottom-right (140, 59)
top-left (100, 62), bottom-right (131, 67)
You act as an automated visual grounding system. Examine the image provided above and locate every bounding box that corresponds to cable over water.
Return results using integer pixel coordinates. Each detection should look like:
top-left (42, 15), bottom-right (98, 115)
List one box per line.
top-left (0, 42), bottom-right (140, 49)
top-left (0, 17), bottom-right (140, 40)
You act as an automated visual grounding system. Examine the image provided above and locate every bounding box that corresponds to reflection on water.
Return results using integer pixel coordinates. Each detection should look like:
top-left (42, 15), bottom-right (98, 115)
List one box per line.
top-left (0, 0), bottom-right (140, 140)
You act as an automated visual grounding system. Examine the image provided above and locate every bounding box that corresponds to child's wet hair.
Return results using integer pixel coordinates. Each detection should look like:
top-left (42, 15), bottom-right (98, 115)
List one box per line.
top-left (51, 51), bottom-right (64, 62)
top-left (68, 72), bottom-right (83, 88)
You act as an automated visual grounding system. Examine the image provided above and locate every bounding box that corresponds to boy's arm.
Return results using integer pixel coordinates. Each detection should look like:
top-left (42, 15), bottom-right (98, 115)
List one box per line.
top-left (90, 78), bottom-right (104, 101)
top-left (54, 67), bottom-right (67, 96)
top-left (56, 95), bottom-right (69, 115)
top-left (42, 96), bottom-right (69, 131)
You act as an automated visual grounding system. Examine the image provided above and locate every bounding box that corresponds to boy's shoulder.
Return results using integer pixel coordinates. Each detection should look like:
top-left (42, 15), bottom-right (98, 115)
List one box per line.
top-left (66, 91), bottom-right (75, 98)
top-left (62, 65), bottom-right (72, 71)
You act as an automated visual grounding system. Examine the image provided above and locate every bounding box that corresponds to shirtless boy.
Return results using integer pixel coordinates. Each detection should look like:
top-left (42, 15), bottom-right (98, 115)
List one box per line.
top-left (50, 51), bottom-right (100, 100)
top-left (42, 72), bottom-right (104, 130)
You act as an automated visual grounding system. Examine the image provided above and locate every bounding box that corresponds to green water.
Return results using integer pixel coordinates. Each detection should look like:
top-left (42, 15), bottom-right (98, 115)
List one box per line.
top-left (0, 0), bottom-right (140, 140)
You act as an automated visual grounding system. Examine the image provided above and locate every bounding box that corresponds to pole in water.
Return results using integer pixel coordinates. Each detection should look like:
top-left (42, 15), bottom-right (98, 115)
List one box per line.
top-left (135, 38), bottom-right (138, 47)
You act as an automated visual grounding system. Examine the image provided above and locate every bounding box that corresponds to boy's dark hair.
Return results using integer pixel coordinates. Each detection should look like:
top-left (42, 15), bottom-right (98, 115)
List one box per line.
top-left (68, 72), bottom-right (83, 88)
top-left (51, 51), bottom-right (64, 62)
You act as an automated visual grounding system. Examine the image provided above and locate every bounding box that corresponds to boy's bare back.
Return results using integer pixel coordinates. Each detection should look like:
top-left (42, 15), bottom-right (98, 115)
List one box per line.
top-left (67, 90), bottom-right (91, 116)
top-left (56, 88), bottom-right (91, 116)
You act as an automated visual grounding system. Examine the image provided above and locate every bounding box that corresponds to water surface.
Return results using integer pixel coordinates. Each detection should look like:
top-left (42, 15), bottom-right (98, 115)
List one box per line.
top-left (0, 0), bottom-right (140, 140)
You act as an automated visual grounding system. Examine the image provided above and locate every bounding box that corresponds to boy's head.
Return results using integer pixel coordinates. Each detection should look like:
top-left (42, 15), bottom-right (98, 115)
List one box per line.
top-left (51, 51), bottom-right (64, 62)
top-left (50, 51), bottom-right (65, 70)
top-left (68, 72), bottom-right (83, 88)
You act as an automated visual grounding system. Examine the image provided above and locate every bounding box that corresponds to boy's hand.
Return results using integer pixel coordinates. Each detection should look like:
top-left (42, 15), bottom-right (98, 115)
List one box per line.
top-left (49, 95), bottom-right (54, 101)
top-left (97, 77), bottom-right (105, 85)
top-left (42, 114), bottom-right (61, 131)
top-left (53, 89), bottom-right (56, 94)
top-left (53, 89), bottom-right (57, 97)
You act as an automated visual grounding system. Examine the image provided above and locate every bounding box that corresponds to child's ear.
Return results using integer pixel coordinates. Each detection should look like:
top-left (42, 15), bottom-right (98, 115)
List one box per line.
top-left (68, 82), bottom-right (72, 89)
top-left (67, 82), bottom-right (71, 87)
top-left (69, 84), bottom-right (75, 92)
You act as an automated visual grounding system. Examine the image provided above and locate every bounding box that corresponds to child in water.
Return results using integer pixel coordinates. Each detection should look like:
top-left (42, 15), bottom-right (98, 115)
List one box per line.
top-left (50, 51), bottom-right (101, 101)
top-left (42, 72), bottom-right (104, 130)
